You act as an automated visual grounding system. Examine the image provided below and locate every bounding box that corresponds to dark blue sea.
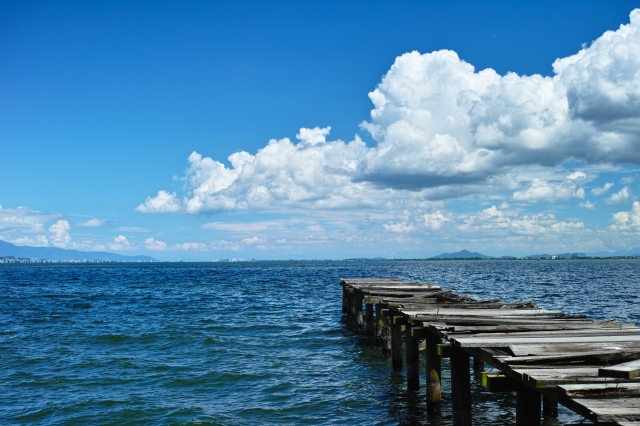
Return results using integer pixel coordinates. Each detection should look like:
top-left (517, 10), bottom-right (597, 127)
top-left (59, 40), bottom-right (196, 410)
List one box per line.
top-left (1, 260), bottom-right (639, 425)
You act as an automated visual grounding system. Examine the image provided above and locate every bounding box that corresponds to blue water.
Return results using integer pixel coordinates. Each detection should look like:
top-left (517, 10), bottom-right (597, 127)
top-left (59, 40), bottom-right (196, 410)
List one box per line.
top-left (1, 260), bottom-right (639, 425)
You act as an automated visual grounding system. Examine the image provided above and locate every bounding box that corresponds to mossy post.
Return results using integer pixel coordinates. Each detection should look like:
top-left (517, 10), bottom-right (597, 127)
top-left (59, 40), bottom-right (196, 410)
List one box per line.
top-left (365, 300), bottom-right (374, 336)
top-left (381, 315), bottom-right (392, 358)
top-left (375, 303), bottom-right (384, 339)
top-left (426, 334), bottom-right (442, 413)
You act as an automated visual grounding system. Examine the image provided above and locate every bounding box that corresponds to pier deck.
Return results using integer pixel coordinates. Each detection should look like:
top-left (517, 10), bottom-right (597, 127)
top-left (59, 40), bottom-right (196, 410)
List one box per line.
top-left (340, 277), bottom-right (640, 425)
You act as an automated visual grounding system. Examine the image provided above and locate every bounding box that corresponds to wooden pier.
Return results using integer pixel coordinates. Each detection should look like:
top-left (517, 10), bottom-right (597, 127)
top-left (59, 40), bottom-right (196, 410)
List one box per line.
top-left (340, 277), bottom-right (640, 425)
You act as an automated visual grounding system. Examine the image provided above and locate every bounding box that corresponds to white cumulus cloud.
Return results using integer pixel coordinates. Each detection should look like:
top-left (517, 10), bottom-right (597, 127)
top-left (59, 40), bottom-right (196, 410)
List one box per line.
top-left (139, 9), bottom-right (640, 216)
top-left (591, 182), bottom-right (614, 196)
top-left (78, 218), bottom-right (108, 227)
top-left (579, 200), bottom-right (597, 209)
top-left (108, 235), bottom-right (131, 251)
top-left (49, 220), bottom-right (71, 248)
top-left (512, 172), bottom-right (587, 202)
top-left (606, 186), bottom-right (633, 204)
top-left (609, 201), bottom-right (640, 232)
top-left (136, 190), bottom-right (181, 213)
top-left (144, 237), bottom-right (167, 250)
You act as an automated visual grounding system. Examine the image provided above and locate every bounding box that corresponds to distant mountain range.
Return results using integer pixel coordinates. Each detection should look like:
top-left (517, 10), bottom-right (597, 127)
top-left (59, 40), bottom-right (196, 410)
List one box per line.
top-left (432, 248), bottom-right (640, 259)
top-left (0, 240), bottom-right (157, 262)
top-left (588, 247), bottom-right (640, 257)
top-left (431, 250), bottom-right (493, 259)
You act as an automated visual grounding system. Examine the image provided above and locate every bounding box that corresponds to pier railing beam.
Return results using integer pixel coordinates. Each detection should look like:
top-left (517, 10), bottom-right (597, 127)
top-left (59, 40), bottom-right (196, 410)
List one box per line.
top-left (391, 316), bottom-right (405, 371)
top-left (516, 384), bottom-right (541, 426)
top-left (365, 301), bottom-right (374, 336)
top-left (406, 328), bottom-right (420, 390)
top-left (425, 333), bottom-right (442, 414)
top-left (542, 395), bottom-right (558, 418)
top-left (450, 348), bottom-right (472, 426)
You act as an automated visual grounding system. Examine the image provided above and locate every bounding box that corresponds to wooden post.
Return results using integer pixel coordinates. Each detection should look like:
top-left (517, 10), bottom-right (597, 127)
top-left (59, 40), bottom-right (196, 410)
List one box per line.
top-left (391, 320), bottom-right (403, 371)
top-left (365, 301), bottom-right (374, 336)
top-left (350, 290), bottom-right (356, 317)
top-left (516, 385), bottom-right (541, 426)
top-left (381, 315), bottom-right (392, 358)
top-left (450, 349), bottom-right (472, 426)
top-left (473, 357), bottom-right (484, 374)
top-left (542, 395), bottom-right (558, 418)
top-left (375, 303), bottom-right (384, 338)
top-left (352, 290), bottom-right (363, 328)
top-left (342, 286), bottom-right (347, 314)
top-left (355, 293), bottom-right (363, 328)
top-left (426, 334), bottom-right (442, 414)
top-left (406, 328), bottom-right (420, 390)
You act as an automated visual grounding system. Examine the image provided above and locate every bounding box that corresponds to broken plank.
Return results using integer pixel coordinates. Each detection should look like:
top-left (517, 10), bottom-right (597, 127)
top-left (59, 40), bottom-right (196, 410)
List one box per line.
top-left (600, 359), bottom-right (640, 379)
top-left (557, 394), bottom-right (640, 423)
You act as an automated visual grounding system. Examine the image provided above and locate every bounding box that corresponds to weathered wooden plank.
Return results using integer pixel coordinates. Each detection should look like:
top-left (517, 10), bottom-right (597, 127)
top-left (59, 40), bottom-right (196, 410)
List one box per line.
top-left (600, 359), bottom-right (640, 379)
top-left (443, 322), bottom-right (632, 334)
top-left (406, 308), bottom-right (564, 318)
top-left (455, 328), bottom-right (640, 340)
top-left (356, 285), bottom-right (441, 291)
top-left (510, 366), bottom-right (615, 388)
top-left (510, 342), bottom-right (640, 357)
top-left (557, 396), bottom-right (640, 423)
top-left (558, 382), bottom-right (640, 399)
top-left (362, 290), bottom-right (444, 298)
top-left (422, 316), bottom-right (603, 326)
top-left (398, 302), bottom-right (537, 310)
top-left (452, 334), bottom-right (640, 348)
top-left (501, 348), bottom-right (640, 365)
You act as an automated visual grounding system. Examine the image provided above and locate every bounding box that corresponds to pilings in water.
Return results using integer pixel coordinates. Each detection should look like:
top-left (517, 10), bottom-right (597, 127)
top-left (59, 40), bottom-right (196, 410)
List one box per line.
top-left (406, 327), bottom-right (420, 391)
top-left (425, 333), bottom-right (442, 413)
top-left (450, 348), bottom-right (472, 426)
top-left (340, 277), bottom-right (640, 424)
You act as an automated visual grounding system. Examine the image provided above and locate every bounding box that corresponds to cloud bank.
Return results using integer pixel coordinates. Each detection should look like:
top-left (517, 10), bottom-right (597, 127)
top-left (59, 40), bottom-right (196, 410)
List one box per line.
top-left (138, 9), bottom-right (640, 216)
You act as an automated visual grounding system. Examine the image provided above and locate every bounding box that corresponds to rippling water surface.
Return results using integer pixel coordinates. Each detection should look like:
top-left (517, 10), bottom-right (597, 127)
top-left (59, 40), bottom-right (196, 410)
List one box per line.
top-left (1, 260), bottom-right (639, 425)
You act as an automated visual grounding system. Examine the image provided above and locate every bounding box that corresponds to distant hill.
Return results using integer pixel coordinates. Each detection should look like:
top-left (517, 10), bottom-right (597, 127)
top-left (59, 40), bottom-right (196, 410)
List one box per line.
top-left (432, 249), bottom-right (493, 259)
top-left (525, 253), bottom-right (588, 259)
top-left (0, 240), bottom-right (157, 262)
top-left (587, 247), bottom-right (640, 257)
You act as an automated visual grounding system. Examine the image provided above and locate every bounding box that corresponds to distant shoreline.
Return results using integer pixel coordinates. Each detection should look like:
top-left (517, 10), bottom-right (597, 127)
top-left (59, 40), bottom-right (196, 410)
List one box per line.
top-left (2, 256), bottom-right (639, 264)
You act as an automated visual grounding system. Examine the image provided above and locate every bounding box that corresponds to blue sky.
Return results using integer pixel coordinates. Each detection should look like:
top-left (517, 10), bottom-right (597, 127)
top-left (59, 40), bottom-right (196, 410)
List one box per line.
top-left (2, 0), bottom-right (640, 260)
